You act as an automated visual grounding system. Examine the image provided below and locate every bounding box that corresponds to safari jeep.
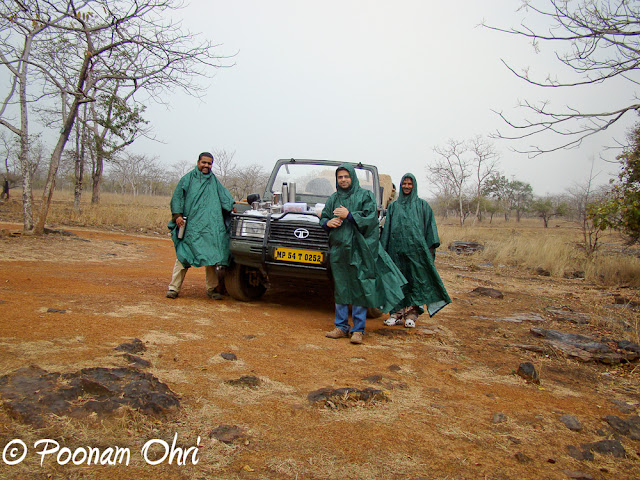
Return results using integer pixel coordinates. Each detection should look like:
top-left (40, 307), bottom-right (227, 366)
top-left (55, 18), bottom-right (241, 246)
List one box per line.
top-left (226, 158), bottom-right (392, 312)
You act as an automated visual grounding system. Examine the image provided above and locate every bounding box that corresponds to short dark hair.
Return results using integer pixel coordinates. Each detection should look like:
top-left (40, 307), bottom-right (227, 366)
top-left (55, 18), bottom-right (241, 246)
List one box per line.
top-left (336, 167), bottom-right (350, 176)
top-left (198, 152), bottom-right (214, 161)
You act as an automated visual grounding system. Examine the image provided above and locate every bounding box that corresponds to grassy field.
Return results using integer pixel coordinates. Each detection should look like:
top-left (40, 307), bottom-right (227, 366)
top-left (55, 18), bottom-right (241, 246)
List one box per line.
top-left (3, 191), bottom-right (640, 287)
top-left (438, 217), bottom-right (640, 287)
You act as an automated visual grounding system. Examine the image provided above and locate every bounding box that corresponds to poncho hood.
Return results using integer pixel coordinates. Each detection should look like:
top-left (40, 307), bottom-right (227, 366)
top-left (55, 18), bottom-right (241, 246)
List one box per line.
top-left (335, 164), bottom-right (360, 200)
top-left (398, 173), bottom-right (418, 205)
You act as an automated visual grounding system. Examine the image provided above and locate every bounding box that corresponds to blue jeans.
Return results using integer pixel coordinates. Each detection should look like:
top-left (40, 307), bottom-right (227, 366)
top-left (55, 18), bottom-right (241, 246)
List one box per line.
top-left (334, 304), bottom-right (367, 334)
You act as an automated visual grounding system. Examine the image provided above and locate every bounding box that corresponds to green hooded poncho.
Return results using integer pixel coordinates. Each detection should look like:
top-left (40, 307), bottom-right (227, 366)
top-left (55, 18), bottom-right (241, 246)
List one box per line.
top-left (320, 164), bottom-right (406, 312)
top-left (168, 167), bottom-right (235, 268)
top-left (380, 173), bottom-right (451, 316)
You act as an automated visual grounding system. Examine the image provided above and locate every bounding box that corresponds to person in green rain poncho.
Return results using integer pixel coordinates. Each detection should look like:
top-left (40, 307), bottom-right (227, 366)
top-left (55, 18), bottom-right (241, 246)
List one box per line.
top-left (380, 173), bottom-right (451, 328)
top-left (320, 164), bottom-right (407, 344)
top-left (166, 152), bottom-right (235, 300)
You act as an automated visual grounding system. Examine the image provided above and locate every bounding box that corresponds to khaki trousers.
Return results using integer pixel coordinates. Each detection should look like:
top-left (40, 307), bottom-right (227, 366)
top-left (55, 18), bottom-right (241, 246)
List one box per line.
top-left (168, 259), bottom-right (218, 293)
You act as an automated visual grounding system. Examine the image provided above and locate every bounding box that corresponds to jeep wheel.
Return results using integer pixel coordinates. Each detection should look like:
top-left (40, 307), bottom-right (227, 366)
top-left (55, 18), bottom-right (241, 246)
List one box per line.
top-left (226, 263), bottom-right (267, 301)
top-left (367, 307), bottom-right (383, 319)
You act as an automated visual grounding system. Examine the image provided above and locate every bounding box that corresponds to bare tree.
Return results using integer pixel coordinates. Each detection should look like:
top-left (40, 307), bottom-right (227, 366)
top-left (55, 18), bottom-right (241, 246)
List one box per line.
top-left (110, 152), bottom-right (157, 197)
top-left (429, 139), bottom-right (472, 226)
top-left (566, 162), bottom-right (608, 255)
top-left (469, 136), bottom-right (500, 223)
top-left (485, 0), bottom-right (640, 154)
top-left (168, 159), bottom-right (192, 185)
top-left (211, 148), bottom-right (237, 185)
top-left (0, 0), bottom-right (230, 234)
top-left (227, 164), bottom-right (269, 201)
top-left (0, 3), bottom-right (62, 229)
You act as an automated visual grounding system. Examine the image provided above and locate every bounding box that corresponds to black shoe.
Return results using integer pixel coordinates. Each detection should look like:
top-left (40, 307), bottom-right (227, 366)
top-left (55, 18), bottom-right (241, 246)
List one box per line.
top-left (166, 290), bottom-right (178, 299)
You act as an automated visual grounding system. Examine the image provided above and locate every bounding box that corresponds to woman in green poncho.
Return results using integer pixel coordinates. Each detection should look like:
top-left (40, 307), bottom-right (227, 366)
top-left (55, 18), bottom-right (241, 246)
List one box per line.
top-left (380, 173), bottom-right (451, 327)
top-left (166, 152), bottom-right (235, 299)
top-left (320, 164), bottom-right (406, 344)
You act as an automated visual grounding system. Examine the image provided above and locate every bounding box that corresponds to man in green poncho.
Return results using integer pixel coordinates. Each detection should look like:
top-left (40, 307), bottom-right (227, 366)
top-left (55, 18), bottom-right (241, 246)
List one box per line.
top-left (320, 164), bottom-right (406, 344)
top-left (381, 173), bottom-right (451, 327)
top-left (166, 152), bottom-right (235, 299)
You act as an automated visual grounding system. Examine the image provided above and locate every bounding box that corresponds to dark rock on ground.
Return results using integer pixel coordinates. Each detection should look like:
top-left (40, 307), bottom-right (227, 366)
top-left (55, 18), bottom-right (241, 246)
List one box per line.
top-left (609, 399), bottom-right (636, 414)
top-left (0, 365), bottom-right (179, 427)
top-left (530, 327), bottom-right (640, 364)
top-left (307, 387), bottom-right (388, 409)
top-left (545, 307), bottom-right (590, 324)
top-left (498, 313), bottom-right (545, 323)
top-left (46, 308), bottom-right (66, 313)
top-left (470, 287), bottom-right (504, 299)
top-left (568, 439), bottom-right (627, 460)
top-left (226, 375), bottom-right (261, 388)
top-left (388, 364), bottom-right (402, 372)
top-left (604, 415), bottom-right (640, 440)
top-left (114, 338), bottom-right (146, 354)
top-left (613, 296), bottom-right (640, 309)
top-left (559, 414), bottom-right (582, 431)
top-left (514, 452), bottom-right (532, 463)
top-left (535, 267), bottom-right (551, 276)
top-left (122, 353), bottom-right (151, 368)
top-left (567, 445), bottom-right (594, 461)
top-left (516, 362), bottom-right (540, 384)
top-left (220, 352), bottom-right (238, 361)
top-left (448, 241), bottom-right (484, 255)
top-left (209, 424), bottom-right (248, 444)
top-left (492, 412), bottom-right (507, 424)
top-left (563, 270), bottom-right (585, 279)
top-left (584, 439), bottom-right (627, 458)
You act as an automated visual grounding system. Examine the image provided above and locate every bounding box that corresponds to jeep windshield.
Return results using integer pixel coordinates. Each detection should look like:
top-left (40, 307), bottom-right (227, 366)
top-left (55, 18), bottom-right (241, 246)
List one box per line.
top-left (264, 159), bottom-right (380, 206)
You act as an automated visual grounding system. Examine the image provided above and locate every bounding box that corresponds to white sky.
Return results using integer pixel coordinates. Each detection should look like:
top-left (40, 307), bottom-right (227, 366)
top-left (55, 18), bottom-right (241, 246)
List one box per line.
top-left (133, 0), bottom-right (636, 196)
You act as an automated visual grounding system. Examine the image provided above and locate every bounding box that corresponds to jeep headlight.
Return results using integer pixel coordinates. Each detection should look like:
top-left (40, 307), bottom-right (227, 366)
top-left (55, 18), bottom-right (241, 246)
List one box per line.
top-left (235, 218), bottom-right (266, 238)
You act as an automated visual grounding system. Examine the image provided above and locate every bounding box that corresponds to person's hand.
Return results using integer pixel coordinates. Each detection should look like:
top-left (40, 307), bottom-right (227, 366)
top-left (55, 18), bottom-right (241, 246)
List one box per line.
top-left (326, 217), bottom-right (343, 228)
top-left (176, 215), bottom-right (185, 227)
top-left (334, 206), bottom-right (349, 219)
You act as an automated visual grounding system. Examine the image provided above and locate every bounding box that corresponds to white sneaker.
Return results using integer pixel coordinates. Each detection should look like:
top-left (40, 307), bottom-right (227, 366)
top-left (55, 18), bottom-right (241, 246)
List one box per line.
top-left (384, 312), bottom-right (404, 326)
top-left (404, 318), bottom-right (416, 328)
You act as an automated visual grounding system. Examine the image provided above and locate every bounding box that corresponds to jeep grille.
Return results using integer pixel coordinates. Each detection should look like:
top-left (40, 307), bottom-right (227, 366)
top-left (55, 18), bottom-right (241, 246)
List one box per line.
top-left (268, 222), bottom-right (328, 249)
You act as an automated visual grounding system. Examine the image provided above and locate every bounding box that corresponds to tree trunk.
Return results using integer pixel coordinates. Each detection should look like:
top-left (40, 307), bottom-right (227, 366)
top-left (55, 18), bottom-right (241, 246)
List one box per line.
top-left (91, 141), bottom-right (105, 204)
top-left (17, 60), bottom-right (34, 231)
top-left (73, 112), bottom-right (84, 211)
top-left (34, 96), bottom-right (84, 234)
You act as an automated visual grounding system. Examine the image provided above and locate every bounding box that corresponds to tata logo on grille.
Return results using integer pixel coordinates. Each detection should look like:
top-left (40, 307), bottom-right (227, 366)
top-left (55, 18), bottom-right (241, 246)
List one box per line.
top-left (293, 228), bottom-right (310, 239)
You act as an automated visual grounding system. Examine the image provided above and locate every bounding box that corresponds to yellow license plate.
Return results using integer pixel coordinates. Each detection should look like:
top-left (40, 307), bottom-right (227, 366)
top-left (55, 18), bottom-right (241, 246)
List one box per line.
top-left (274, 248), bottom-right (324, 264)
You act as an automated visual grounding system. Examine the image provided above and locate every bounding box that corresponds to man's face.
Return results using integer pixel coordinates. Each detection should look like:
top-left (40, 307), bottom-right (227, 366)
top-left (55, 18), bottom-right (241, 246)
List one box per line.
top-left (197, 156), bottom-right (213, 174)
top-left (401, 177), bottom-right (413, 195)
top-left (336, 169), bottom-right (351, 190)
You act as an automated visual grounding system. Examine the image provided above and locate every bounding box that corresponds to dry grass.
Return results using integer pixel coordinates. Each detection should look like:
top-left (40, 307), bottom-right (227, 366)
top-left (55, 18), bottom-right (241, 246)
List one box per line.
top-left (4, 193), bottom-right (640, 286)
top-left (438, 218), bottom-right (640, 287)
top-left (7, 190), bottom-right (172, 233)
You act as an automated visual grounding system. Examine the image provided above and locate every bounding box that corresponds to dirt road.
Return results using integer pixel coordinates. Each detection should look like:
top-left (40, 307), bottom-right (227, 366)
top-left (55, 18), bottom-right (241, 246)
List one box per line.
top-left (0, 224), bottom-right (639, 480)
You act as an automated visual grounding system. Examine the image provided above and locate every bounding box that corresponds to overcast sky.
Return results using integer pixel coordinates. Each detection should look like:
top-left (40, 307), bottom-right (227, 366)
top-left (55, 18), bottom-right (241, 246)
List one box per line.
top-left (133, 0), bottom-right (635, 196)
